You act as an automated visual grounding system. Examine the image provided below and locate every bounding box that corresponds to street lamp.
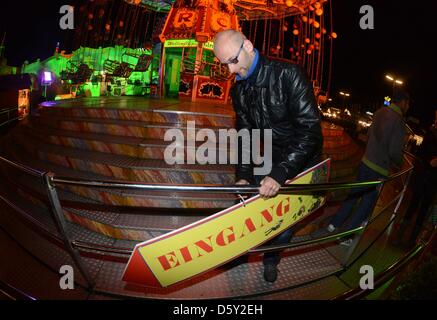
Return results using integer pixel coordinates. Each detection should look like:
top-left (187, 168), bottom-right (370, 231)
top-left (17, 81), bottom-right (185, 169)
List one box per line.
top-left (385, 74), bottom-right (403, 95)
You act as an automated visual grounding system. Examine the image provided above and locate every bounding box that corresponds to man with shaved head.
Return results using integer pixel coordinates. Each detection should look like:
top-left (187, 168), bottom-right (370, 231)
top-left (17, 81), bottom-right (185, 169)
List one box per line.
top-left (214, 29), bottom-right (323, 283)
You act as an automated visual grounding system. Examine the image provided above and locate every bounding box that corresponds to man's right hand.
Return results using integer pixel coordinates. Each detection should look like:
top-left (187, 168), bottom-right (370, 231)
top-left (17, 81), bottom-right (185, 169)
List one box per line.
top-left (236, 179), bottom-right (250, 185)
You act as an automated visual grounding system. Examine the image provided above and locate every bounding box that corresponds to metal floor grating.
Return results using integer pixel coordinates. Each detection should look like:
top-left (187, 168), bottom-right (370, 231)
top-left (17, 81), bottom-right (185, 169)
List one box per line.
top-left (0, 228), bottom-right (90, 300)
top-left (2, 190), bottom-right (349, 300)
top-left (92, 243), bottom-right (344, 299)
top-left (253, 275), bottom-right (350, 300)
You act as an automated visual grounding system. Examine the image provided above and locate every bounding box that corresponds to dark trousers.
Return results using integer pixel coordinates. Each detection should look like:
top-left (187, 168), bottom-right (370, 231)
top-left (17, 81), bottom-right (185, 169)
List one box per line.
top-left (254, 175), bottom-right (294, 267)
top-left (400, 170), bottom-right (437, 243)
top-left (330, 162), bottom-right (385, 230)
top-left (255, 157), bottom-right (322, 267)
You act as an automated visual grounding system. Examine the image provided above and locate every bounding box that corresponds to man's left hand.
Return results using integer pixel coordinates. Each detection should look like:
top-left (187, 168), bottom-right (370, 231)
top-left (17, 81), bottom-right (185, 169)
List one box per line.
top-left (259, 177), bottom-right (281, 198)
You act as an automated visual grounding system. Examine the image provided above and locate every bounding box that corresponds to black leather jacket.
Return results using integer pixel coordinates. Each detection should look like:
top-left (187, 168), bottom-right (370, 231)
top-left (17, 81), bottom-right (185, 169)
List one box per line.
top-left (231, 55), bottom-right (323, 185)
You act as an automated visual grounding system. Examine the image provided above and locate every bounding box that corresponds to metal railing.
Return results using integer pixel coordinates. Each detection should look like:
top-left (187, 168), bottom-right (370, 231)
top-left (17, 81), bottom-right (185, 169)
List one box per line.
top-left (0, 107), bottom-right (19, 129)
top-left (0, 151), bottom-right (420, 297)
top-left (0, 279), bottom-right (36, 301)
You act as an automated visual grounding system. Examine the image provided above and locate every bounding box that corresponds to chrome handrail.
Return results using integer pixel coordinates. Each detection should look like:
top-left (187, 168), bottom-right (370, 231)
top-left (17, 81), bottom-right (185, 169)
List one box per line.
top-left (51, 176), bottom-right (384, 194)
top-left (0, 106), bottom-right (19, 128)
top-left (0, 156), bottom-right (45, 178)
top-left (0, 279), bottom-right (36, 301)
top-left (0, 153), bottom-right (412, 195)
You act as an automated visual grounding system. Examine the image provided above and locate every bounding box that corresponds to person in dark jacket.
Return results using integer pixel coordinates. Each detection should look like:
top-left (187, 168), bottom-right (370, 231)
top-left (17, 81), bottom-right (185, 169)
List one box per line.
top-left (395, 108), bottom-right (437, 246)
top-left (322, 90), bottom-right (410, 244)
top-left (213, 30), bottom-right (323, 283)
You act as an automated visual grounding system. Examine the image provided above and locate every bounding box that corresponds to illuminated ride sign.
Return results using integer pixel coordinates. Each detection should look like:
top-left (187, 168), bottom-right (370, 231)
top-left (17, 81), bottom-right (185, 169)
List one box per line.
top-left (122, 159), bottom-right (331, 288)
top-left (164, 39), bottom-right (214, 50)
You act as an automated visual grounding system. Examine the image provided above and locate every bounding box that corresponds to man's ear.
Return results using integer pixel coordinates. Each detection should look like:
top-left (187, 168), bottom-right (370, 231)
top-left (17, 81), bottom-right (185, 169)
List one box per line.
top-left (243, 39), bottom-right (254, 54)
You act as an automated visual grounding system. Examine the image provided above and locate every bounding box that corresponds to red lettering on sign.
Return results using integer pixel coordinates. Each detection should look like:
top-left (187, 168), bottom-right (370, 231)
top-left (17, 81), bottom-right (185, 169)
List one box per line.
top-left (259, 206), bottom-right (274, 227)
top-left (180, 246), bottom-right (193, 263)
top-left (178, 13), bottom-right (193, 23)
top-left (216, 227), bottom-right (236, 246)
top-left (157, 251), bottom-right (180, 271)
top-left (193, 236), bottom-right (214, 258)
top-left (276, 197), bottom-right (291, 217)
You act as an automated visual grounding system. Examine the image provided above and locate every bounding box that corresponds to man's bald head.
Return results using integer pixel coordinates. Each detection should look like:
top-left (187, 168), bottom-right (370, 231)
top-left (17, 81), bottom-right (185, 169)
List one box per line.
top-left (213, 30), bottom-right (256, 78)
top-left (213, 30), bottom-right (245, 55)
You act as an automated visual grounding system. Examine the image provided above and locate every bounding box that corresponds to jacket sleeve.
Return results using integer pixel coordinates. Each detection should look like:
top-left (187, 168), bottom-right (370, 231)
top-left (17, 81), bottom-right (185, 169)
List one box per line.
top-left (388, 118), bottom-right (406, 169)
top-left (268, 66), bottom-right (323, 185)
top-left (231, 85), bottom-right (254, 183)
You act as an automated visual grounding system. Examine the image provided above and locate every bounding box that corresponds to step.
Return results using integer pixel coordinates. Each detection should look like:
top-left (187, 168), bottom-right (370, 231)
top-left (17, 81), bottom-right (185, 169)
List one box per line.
top-left (2, 141), bottom-right (342, 242)
top-left (38, 97), bottom-right (235, 127)
top-left (12, 129), bottom-right (235, 185)
top-left (23, 121), bottom-right (235, 162)
top-left (32, 113), bottom-right (234, 140)
top-left (1, 172), bottom-right (204, 241)
top-left (2, 139), bottom-right (238, 209)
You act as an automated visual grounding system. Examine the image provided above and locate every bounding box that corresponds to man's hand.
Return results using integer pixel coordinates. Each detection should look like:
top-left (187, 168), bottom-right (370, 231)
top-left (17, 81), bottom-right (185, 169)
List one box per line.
top-left (259, 177), bottom-right (281, 198)
top-left (430, 157), bottom-right (437, 168)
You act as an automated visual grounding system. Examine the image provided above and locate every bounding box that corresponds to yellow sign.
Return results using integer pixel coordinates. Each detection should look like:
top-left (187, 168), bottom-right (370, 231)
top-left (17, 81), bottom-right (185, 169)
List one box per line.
top-left (123, 159), bottom-right (330, 288)
top-left (165, 39), bottom-right (198, 48)
top-left (164, 39), bottom-right (214, 50)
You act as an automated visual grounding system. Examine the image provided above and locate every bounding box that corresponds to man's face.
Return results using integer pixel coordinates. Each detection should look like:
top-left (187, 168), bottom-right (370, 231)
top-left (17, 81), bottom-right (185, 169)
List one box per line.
top-left (214, 40), bottom-right (251, 78)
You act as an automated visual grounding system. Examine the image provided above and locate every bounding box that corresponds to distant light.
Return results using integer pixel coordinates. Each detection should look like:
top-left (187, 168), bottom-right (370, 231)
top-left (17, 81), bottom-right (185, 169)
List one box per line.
top-left (366, 111), bottom-right (373, 116)
top-left (395, 80), bottom-right (403, 85)
top-left (386, 75), bottom-right (394, 81)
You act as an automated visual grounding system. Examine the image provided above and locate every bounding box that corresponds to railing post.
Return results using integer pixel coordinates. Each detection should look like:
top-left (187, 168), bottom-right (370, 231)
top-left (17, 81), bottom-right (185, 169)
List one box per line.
top-left (393, 168), bottom-right (413, 215)
top-left (43, 172), bottom-right (95, 291)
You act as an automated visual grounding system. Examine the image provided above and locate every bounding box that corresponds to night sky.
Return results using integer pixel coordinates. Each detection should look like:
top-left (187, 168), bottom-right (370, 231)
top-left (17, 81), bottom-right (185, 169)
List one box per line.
top-left (1, 0), bottom-right (436, 124)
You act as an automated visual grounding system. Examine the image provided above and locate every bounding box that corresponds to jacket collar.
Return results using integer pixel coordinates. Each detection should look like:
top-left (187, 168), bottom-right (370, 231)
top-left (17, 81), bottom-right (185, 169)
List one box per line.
top-left (238, 54), bottom-right (270, 88)
top-left (237, 49), bottom-right (259, 81)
